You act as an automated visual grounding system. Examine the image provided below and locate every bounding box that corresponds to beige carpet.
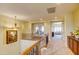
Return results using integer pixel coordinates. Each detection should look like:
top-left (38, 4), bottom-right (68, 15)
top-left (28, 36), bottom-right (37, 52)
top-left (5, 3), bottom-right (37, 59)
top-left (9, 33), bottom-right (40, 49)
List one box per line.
top-left (41, 39), bottom-right (74, 55)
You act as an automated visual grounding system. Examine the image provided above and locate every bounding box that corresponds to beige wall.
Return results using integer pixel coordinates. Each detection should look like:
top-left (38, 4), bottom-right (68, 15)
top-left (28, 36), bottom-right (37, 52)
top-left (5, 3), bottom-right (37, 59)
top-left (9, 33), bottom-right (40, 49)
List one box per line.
top-left (64, 13), bottom-right (74, 39)
top-left (63, 13), bottom-right (74, 46)
top-left (73, 8), bottom-right (79, 30)
top-left (0, 15), bottom-right (25, 54)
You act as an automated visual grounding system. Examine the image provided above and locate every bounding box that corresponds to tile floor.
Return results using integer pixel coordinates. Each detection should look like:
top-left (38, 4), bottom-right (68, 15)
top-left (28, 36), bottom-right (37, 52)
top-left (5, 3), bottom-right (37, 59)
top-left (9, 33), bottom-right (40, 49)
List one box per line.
top-left (41, 37), bottom-right (74, 55)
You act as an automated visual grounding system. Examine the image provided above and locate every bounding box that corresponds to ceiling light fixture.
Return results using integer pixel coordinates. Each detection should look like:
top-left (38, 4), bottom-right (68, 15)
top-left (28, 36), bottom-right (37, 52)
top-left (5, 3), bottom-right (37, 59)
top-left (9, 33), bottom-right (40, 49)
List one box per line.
top-left (12, 16), bottom-right (19, 29)
top-left (14, 16), bottom-right (17, 28)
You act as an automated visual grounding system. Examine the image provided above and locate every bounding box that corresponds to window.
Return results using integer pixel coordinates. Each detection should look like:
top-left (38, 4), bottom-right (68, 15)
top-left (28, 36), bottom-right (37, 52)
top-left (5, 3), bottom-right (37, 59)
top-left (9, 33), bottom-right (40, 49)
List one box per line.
top-left (52, 22), bottom-right (63, 35)
top-left (32, 23), bottom-right (44, 36)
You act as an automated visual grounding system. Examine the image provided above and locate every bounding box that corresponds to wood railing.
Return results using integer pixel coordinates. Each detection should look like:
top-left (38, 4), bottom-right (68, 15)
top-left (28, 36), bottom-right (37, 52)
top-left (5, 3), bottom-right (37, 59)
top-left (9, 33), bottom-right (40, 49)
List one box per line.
top-left (21, 40), bottom-right (41, 55)
top-left (21, 33), bottom-right (47, 55)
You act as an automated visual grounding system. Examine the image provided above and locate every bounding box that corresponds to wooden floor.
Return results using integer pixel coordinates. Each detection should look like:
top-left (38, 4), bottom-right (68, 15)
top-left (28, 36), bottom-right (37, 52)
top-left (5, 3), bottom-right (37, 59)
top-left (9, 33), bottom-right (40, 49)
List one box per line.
top-left (41, 38), bottom-right (74, 55)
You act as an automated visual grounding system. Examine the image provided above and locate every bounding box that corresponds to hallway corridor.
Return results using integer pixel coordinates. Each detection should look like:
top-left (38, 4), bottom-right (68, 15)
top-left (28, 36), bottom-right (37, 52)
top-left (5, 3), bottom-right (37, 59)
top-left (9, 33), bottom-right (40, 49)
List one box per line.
top-left (41, 39), bottom-right (74, 55)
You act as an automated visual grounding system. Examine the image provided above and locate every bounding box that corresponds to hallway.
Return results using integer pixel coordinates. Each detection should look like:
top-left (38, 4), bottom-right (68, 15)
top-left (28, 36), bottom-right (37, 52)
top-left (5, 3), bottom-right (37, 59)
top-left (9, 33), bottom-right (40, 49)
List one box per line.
top-left (41, 39), bottom-right (74, 55)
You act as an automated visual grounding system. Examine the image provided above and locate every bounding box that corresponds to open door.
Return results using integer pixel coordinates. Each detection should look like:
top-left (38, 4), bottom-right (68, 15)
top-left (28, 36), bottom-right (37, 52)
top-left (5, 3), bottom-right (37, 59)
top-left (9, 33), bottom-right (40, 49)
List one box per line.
top-left (51, 22), bottom-right (64, 40)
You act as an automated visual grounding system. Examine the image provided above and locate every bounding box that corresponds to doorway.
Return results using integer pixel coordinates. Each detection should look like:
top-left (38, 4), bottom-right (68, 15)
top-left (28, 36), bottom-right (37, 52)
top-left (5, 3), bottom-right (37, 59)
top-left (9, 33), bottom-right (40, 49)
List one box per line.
top-left (51, 21), bottom-right (64, 40)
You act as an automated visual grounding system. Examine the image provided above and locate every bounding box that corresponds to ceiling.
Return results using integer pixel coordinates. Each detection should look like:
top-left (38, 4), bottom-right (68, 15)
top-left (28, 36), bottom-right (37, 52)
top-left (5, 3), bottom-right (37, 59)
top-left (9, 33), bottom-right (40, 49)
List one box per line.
top-left (0, 3), bottom-right (78, 21)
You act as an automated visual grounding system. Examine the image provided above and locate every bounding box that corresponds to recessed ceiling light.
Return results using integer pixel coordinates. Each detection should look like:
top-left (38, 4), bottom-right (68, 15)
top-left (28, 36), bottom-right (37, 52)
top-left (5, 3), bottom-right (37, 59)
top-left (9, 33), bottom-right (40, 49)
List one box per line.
top-left (54, 16), bottom-right (58, 19)
top-left (56, 3), bottom-right (61, 5)
top-left (40, 18), bottom-right (43, 20)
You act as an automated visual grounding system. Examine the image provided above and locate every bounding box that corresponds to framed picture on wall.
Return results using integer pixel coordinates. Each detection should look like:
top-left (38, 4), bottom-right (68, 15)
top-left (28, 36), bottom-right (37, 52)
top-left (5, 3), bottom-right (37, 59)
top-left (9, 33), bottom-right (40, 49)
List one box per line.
top-left (6, 30), bottom-right (17, 44)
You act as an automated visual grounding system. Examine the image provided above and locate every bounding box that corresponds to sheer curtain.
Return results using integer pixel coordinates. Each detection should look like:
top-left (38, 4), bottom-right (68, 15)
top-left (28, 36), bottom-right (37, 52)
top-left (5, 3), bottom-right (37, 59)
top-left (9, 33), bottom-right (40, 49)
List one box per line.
top-left (32, 23), bottom-right (44, 36)
top-left (52, 22), bottom-right (63, 35)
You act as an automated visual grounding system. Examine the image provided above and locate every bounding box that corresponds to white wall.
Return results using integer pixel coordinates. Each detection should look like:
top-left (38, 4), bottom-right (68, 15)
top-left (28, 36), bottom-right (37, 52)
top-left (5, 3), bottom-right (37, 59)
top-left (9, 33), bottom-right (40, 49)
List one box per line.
top-left (63, 13), bottom-right (74, 46)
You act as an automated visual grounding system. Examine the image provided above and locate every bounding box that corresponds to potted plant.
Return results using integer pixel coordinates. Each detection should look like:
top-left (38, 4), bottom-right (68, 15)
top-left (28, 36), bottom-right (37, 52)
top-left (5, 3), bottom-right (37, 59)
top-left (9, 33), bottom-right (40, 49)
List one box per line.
top-left (74, 30), bottom-right (79, 38)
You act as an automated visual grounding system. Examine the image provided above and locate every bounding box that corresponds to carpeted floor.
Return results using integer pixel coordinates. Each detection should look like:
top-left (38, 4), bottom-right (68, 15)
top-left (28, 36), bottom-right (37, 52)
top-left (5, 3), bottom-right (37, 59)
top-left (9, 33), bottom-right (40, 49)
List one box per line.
top-left (41, 38), bottom-right (74, 55)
